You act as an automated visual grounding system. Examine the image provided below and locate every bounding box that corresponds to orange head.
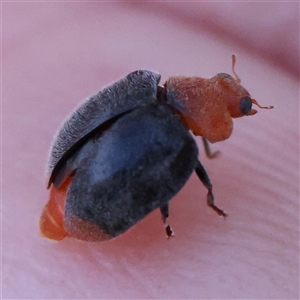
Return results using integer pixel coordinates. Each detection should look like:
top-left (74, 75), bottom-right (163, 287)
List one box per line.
top-left (164, 55), bottom-right (273, 143)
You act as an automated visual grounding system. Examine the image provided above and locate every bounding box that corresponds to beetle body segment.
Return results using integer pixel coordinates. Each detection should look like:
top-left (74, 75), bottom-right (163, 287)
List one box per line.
top-left (165, 76), bottom-right (233, 143)
top-left (62, 102), bottom-right (198, 241)
top-left (48, 70), bottom-right (161, 186)
top-left (165, 73), bottom-right (252, 143)
top-left (40, 177), bottom-right (71, 240)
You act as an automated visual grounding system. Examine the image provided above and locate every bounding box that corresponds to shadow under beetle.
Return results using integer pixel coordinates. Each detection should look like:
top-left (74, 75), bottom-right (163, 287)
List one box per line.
top-left (40, 55), bottom-right (273, 242)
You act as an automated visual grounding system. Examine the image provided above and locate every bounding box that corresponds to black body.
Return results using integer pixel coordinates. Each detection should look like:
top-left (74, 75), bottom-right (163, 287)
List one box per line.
top-left (63, 102), bottom-right (199, 240)
top-left (48, 70), bottom-right (161, 187)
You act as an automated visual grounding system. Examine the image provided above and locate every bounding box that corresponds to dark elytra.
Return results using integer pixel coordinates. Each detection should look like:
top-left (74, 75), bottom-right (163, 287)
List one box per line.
top-left (48, 70), bottom-right (161, 187)
top-left (63, 102), bottom-right (200, 241)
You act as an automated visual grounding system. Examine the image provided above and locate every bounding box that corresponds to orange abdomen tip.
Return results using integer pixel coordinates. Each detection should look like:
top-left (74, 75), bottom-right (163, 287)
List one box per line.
top-left (39, 177), bottom-right (72, 241)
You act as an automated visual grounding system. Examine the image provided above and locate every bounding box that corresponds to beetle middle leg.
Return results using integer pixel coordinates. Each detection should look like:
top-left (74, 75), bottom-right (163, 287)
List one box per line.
top-left (160, 204), bottom-right (174, 238)
top-left (195, 160), bottom-right (227, 217)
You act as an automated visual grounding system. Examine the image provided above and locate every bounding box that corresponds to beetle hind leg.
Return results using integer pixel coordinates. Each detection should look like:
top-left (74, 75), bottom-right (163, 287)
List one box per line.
top-left (195, 160), bottom-right (227, 217)
top-left (160, 204), bottom-right (174, 239)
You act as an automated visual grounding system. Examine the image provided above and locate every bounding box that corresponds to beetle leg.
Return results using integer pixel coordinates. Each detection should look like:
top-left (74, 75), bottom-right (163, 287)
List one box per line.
top-left (195, 160), bottom-right (227, 217)
top-left (160, 204), bottom-right (174, 239)
top-left (201, 137), bottom-right (220, 159)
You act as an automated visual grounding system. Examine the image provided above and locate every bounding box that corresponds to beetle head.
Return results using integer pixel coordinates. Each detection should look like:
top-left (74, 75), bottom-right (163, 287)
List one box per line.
top-left (212, 55), bottom-right (273, 118)
top-left (164, 55), bottom-right (273, 143)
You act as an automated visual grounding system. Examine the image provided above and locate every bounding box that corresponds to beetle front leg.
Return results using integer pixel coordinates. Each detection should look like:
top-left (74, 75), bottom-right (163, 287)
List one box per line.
top-left (160, 204), bottom-right (174, 238)
top-left (195, 160), bottom-right (227, 217)
top-left (201, 137), bottom-right (220, 159)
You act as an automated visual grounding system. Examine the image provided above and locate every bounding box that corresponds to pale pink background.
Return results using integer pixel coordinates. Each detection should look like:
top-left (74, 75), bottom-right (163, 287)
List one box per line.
top-left (2, 2), bottom-right (299, 299)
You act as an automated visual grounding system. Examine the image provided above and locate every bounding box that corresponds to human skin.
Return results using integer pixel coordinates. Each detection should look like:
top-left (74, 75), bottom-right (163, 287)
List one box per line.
top-left (2, 2), bottom-right (299, 299)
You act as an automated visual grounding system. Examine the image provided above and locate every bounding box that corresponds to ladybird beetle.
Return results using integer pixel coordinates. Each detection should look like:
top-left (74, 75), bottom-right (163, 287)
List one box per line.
top-left (40, 55), bottom-right (273, 242)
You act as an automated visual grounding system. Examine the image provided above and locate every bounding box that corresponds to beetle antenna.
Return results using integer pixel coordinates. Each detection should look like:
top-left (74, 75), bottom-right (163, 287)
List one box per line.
top-left (232, 54), bottom-right (241, 83)
top-left (251, 99), bottom-right (274, 109)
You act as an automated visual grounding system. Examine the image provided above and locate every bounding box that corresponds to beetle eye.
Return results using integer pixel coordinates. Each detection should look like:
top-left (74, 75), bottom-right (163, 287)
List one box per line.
top-left (217, 73), bottom-right (233, 80)
top-left (240, 96), bottom-right (252, 115)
